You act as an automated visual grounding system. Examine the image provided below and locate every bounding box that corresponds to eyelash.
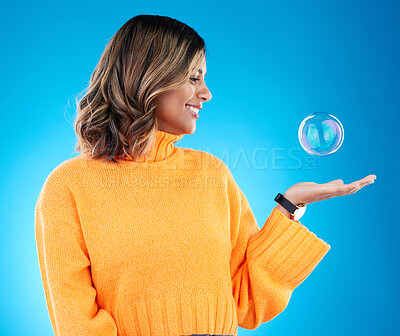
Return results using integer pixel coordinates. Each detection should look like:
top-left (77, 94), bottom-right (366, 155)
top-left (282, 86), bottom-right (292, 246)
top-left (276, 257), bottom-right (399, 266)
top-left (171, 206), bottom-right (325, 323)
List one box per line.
top-left (190, 77), bottom-right (200, 83)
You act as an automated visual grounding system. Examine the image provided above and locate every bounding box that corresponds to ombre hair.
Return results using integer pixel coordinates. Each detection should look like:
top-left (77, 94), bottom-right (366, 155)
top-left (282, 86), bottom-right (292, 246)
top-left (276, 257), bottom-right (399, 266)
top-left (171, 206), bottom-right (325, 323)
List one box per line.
top-left (73, 15), bottom-right (207, 163)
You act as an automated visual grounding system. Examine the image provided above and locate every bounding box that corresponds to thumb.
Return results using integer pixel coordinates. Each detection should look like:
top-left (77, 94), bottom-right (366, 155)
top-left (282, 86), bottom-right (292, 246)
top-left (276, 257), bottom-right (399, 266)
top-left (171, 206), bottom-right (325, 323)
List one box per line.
top-left (326, 179), bottom-right (344, 185)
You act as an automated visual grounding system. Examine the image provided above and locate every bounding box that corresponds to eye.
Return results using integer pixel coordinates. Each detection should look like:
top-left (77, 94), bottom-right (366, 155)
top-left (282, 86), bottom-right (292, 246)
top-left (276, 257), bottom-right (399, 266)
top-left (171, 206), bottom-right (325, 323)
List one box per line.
top-left (190, 77), bottom-right (200, 83)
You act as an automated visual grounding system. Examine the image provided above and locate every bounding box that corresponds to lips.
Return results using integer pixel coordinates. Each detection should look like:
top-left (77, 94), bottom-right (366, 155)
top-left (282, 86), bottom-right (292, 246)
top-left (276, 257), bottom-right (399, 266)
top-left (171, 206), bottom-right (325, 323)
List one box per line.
top-left (186, 105), bottom-right (199, 119)
top-left (185, 104), bottom-right (201, 113)
top-left (186, 104), bottom-right (203, 110)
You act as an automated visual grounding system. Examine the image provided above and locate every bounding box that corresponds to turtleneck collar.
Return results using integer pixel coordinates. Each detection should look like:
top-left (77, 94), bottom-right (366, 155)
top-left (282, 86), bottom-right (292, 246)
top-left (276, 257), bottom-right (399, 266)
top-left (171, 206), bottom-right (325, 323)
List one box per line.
top-left (121, 130), bottom-right (184, 163)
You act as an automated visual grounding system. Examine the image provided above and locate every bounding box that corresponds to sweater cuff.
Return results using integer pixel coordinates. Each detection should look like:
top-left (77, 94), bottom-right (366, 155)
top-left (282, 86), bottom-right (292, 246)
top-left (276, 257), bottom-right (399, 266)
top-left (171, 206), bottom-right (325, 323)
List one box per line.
top-left (247, 207), bottom-right (331, 289)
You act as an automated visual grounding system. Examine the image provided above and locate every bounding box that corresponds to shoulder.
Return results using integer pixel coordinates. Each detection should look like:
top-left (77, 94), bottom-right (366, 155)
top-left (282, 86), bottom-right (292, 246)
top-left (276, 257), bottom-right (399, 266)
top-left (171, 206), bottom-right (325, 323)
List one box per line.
top-left (180, 149), bottom-right (244, 200)
top-left (36, 155), bottom-right (88, 210)
top-left (36, 156), bottom-right (88, 221)
top-left (180, 148), bottom-right (246, 208)
top-left (42, 155), bottom-right (87, 186)
top-left (180, 147), bottom-right (230, 174)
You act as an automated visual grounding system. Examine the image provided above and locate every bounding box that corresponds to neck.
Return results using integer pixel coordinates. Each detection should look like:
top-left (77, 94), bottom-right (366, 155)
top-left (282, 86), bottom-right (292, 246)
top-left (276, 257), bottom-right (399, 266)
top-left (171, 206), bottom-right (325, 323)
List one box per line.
top-left (119, 129), bottom-right (184, 163)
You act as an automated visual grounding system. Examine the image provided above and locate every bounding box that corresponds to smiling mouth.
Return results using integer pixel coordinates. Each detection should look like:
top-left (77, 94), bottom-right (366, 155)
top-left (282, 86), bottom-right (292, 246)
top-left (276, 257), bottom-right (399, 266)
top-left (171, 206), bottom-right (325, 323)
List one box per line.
top-left (186, 106), bottom-right (199, 119)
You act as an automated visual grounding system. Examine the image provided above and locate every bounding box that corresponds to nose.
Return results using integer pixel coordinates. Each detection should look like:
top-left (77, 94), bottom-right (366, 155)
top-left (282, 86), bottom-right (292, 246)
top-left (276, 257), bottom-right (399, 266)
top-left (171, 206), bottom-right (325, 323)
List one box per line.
top-left (197, 82), bottom-right (212, 102)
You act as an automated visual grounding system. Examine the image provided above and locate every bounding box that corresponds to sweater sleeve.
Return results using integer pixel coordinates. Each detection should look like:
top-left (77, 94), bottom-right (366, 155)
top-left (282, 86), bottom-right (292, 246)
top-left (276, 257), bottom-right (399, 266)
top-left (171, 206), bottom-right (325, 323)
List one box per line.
top-left (226, 169), bottom-right (331, 330)
top-left (34, 168), bottom-right (118, 336)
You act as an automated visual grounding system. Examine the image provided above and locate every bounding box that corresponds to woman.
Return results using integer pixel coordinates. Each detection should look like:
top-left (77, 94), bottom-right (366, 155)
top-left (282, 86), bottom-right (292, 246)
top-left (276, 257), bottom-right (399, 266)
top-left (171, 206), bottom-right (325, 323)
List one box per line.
top-left (34, 14), bottom-right (376, 336)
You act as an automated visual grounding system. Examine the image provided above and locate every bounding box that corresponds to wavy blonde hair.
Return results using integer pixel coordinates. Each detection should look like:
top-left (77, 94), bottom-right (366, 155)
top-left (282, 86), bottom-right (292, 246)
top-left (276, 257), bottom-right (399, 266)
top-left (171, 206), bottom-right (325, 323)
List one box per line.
top-left (73, 15), bottom-right (207, 163)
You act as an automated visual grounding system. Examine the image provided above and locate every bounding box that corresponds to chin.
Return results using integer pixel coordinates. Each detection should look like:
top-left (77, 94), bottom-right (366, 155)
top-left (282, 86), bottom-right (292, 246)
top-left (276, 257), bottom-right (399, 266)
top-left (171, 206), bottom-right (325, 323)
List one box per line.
top-left (188, 124), bottom-right (197, 134)
top-left (179, 122), bottom-right (197, 135)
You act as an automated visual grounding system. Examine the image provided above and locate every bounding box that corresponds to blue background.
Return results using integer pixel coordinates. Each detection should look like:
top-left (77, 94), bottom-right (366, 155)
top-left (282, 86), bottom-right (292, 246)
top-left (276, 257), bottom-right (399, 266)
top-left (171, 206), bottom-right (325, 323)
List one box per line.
top-left (1, 0), bottom-right (399, 335)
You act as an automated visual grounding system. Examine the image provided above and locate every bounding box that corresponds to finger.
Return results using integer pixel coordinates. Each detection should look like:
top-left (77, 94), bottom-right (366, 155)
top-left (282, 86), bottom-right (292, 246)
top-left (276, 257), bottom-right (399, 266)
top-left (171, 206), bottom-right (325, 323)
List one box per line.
top-left (315, 175), bottom-right (377, 203)
top-left (347, 178), bottom-right (375, 194)
top-left (354, 176), bottom-right (376, 187)
top-left (344, 175), bottom-right (376, 195)
top-left (318, 175), bottom-right (376, 200)
top-left (326, 178), bottom-right (373, 196)
top-left (355, 175), bottom-right (377, 184)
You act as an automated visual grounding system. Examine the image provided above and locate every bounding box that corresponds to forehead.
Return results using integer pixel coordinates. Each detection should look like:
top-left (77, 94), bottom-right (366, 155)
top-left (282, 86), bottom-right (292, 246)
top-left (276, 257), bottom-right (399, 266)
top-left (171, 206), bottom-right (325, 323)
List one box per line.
top-left (195, 57), bottom-right (207, 74)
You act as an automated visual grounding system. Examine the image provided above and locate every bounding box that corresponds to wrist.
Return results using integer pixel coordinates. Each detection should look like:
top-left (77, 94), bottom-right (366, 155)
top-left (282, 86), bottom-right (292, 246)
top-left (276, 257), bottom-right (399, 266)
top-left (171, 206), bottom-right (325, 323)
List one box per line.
top-left (276, 203), bottom-right (292, 219)
top-left (283, 192), bottom-right (298, 205)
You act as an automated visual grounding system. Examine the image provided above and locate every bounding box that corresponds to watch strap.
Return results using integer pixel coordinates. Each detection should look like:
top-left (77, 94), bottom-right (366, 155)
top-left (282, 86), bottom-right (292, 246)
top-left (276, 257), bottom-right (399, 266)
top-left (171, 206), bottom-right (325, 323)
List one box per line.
top-left (274, 193), bottom-right (297, 214)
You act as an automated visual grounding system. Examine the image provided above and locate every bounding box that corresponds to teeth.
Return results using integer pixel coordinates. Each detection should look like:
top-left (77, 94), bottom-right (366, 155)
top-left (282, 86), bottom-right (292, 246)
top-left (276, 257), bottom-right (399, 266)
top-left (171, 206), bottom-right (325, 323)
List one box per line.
top-left (186, 105), bottom-right (199, 113)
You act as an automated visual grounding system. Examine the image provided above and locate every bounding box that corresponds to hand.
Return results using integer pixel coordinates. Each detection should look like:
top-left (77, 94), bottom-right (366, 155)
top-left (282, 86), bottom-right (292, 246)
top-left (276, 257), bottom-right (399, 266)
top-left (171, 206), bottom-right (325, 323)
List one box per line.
top-left (284, 174), bottom-right (377, 206)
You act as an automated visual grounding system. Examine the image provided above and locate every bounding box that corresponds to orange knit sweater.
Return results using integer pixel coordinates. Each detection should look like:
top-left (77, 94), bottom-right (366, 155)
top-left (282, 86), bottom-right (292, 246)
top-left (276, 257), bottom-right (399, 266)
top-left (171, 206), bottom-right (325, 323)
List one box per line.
top-left (35, 130), bottom-right (331, 336)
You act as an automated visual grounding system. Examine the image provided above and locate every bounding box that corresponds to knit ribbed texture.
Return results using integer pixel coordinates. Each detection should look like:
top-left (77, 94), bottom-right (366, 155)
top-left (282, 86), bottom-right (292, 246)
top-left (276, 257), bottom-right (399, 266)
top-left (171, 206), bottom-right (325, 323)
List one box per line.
top-left (35, 130), bottom-right (331, 336)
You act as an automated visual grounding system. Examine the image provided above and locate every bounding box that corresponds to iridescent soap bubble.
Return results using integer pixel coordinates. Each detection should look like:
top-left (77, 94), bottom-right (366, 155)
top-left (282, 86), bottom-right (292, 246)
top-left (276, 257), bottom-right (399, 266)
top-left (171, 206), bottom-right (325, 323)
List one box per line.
top-left (298, 112), bottom-right (344, 156)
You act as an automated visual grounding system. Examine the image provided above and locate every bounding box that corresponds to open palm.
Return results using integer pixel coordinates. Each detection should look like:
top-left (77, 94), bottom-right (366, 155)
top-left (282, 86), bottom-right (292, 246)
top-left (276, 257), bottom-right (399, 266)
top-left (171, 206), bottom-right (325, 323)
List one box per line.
top-left (284, 174), bottom-right (377, 205)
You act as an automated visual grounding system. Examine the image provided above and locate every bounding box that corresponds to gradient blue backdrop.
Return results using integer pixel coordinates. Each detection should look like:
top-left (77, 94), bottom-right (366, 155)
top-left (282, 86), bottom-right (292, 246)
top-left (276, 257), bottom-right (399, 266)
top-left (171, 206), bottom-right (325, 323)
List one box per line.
top-left (1, 0), bottom-right (399, 335)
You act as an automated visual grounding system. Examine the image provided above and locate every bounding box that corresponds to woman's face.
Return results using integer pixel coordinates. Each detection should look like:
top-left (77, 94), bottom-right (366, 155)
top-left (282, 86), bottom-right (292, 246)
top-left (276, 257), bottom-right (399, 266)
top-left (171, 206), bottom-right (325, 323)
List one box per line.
top-left (154, 56), bottom-right (212, 135)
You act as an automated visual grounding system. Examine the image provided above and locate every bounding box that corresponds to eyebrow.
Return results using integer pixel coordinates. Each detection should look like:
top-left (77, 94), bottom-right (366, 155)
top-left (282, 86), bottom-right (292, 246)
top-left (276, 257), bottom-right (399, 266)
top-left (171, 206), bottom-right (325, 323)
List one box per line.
top-left (198, 69), bottom-right (207, 76)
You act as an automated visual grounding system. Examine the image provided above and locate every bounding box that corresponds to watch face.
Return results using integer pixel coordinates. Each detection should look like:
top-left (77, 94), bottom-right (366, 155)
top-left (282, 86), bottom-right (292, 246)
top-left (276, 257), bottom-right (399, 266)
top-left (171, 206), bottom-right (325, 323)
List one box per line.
top-left (293, 205), bottom-right (307, 221)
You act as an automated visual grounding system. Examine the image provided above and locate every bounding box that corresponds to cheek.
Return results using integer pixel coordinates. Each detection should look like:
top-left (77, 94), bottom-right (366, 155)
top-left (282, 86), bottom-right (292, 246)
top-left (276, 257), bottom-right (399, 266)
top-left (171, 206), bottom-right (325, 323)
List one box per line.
top-left (156, 85), bottom-right (194, 113)
top-left (180, 84), bottom-right (195, 101)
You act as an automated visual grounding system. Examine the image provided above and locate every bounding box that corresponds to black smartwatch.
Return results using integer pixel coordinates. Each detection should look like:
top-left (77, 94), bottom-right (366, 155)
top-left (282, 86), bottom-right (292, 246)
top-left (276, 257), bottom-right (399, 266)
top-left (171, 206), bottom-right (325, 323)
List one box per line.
top-left (274, 193), bottom-right (306, 221)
